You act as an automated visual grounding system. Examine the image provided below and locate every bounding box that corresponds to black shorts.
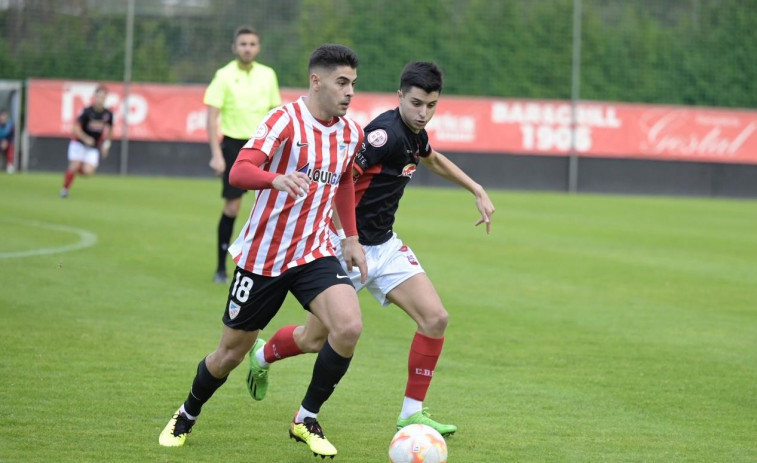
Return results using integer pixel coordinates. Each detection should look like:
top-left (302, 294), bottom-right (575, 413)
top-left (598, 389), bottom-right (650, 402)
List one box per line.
top-left (221, 136), bottom-right (248, 199)
top-left (222, 256), bottom-right (354, 331)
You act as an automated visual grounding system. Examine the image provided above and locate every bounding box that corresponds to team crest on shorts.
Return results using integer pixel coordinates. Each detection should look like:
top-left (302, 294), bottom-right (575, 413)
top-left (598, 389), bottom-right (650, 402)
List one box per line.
top-left (228, 300), bottom-right (241, 319)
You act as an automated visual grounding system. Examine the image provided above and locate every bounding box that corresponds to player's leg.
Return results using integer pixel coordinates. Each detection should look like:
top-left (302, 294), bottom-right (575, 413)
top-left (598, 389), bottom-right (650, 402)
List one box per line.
top-left (246, 229), bottom-right (363, 401)
top-left (159, 326), bottom-right (259, 447)
top-left (216, 196), bottom-right (242, 282)
top-left (3, 140), bottom-right (14, 173)
top-left (287, 257), bottom-right (362, 458)
top-left (61, 142), bottom-right (84, 197)
top-left (387, 275), bottom-right (456, 436)
top-left (214, 138), bottom-right (247, 283)
top-left (160, 266), bottom-right (288, 447)
top-left (246, 313), bottom-right (327, 400)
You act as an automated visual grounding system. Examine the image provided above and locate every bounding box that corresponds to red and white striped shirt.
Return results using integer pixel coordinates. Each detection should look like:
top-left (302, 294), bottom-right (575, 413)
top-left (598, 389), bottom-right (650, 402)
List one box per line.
top-left (229, 97), bottom-right (364, 276)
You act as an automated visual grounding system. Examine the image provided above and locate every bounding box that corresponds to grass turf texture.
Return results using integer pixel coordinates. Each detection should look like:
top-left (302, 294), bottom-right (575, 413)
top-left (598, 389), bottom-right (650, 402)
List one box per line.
top-left (1, 173), bottom-right (756, 462)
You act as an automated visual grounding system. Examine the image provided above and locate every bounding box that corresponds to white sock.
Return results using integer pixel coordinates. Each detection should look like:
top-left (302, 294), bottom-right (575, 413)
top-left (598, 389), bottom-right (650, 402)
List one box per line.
top-left (179, 404), bottom-right (197, 421)
top-left (400, 397), bottom-right (422, 419)
top-left (295, 406), bottom-right (317, 423)
top-left (256, 347), bottom-right (269, 368)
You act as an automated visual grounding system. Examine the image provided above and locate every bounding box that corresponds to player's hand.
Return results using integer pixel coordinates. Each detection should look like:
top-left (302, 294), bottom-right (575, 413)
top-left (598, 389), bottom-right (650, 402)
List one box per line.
top-left (271, 172), bottom-right (311, 199)
top-left (342, 236), bottom-right (367, 284)
top-left (84, 136), bottom-right (96, 147)
top-left (101, 140), bottom-right (111, 159)
top-left (474, 190), bottom-right (495, 234)
top-left (209, 153), bottom-right (225, 175)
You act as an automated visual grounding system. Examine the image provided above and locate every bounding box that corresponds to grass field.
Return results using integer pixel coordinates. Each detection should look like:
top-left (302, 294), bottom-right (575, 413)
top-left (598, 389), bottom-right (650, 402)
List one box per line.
top-left (1, 172), bottom-right (756, 463)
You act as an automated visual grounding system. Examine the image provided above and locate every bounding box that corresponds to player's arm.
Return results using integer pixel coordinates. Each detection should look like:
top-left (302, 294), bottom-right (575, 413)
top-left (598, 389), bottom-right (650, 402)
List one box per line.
top-left (206, 105), bottom-right (225, 175)
top-left (420, 150), bottom-right (495, 234)
top-left (229, 148), bottom-right (310, 198)
top-left (333, 168), bottom-right (367, 283)
top-left (100, 116), bottom-right (113, 158)
top-left (72, 117), bottom-right (95, 147)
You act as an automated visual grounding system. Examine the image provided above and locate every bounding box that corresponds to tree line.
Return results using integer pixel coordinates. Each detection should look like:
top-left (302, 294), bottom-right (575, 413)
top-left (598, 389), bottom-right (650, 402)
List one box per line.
top-left (1, 0), bottom-right (755, 109)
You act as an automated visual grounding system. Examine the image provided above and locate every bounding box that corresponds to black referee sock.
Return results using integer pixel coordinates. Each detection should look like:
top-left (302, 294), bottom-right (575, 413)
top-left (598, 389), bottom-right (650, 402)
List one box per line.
top-left (217, 213), bottom-right (235, 273)
top-left (183, 358), bottom-right (227, 417)
top-left (301, 341), bottom-right (352, 414)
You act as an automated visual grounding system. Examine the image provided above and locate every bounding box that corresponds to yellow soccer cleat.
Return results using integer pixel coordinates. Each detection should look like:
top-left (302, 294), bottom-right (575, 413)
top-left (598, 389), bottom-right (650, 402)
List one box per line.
top-left (159, 408), bottom-right (196, 447)
top-left (289, 416), bottom-right (337, 459)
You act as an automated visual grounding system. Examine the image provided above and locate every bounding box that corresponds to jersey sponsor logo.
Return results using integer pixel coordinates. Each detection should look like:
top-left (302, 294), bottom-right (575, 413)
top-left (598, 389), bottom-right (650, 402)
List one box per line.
top-left (336, 274), bottom-right (350, 279)
top-left (254, 123), bottom-right (268, 139)
top-left (296, 141), bottom-right (308, 147)
top-left (399, 163), bottom-right (417, 178)
top-left (228, 300), bottom-right (241, 319)
top-left (298, 162), bottom-right (342, 185)
top-left (367, 129), bottom-right (388, 147)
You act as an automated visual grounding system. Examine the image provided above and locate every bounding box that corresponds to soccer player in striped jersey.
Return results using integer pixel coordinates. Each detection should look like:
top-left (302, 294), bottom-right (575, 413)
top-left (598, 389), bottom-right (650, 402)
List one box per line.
top-left (159, 44), bottom-right (366, 460)
top-left (245, 62), bottom-right (496, 437)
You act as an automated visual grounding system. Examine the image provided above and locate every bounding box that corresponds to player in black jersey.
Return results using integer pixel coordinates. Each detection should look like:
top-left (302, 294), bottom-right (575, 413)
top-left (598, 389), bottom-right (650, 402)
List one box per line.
top-left (60, 85), bottom-right (114, 198)
top-left (245, 62), bottom-right (495, 436)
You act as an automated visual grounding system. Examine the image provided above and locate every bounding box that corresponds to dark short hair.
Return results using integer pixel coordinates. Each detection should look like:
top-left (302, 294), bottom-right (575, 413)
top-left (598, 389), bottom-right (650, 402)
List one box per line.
top-left (400, 61), bottom-right (444, 94)
top-left (95, 84), bottom-right (108, 94)
top-left (234, 25), bottom-right (259, 41)
top-left (308, 44), bottom-right (359, 73)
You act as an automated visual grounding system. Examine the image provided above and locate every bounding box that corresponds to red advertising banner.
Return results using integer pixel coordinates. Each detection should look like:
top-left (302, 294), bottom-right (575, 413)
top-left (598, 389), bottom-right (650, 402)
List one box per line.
top-left (27, 79), bottom-right (757, 164)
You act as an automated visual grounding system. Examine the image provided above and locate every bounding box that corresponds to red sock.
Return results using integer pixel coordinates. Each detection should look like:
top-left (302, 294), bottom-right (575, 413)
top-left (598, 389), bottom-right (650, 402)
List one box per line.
top-left (405, 332), bottom-right (444, 401)
top-left (263, 325), bottom-right (303, 364)
top-left (63, 170), bottom-right (76, 189)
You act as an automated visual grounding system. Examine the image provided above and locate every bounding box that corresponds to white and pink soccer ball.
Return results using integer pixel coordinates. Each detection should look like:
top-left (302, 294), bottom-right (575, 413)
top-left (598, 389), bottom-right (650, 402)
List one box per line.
top-left (388, 423), bottom-right (448, 463)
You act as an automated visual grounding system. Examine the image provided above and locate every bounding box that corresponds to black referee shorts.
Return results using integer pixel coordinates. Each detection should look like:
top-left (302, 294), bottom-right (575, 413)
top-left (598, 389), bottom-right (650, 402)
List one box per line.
top-left (221, 136), bottom-right (248, 199)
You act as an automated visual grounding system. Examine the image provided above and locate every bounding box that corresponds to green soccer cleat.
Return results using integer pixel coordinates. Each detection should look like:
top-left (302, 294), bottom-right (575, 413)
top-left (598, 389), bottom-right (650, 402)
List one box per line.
top-left (245, 338), bottom-right (269, 401)
top-left (396, 408), bottom-right (457, 437)
top-left (158, 408), bottom-right (195, 447)
top-left (289, 417), bottom-right (337, 459)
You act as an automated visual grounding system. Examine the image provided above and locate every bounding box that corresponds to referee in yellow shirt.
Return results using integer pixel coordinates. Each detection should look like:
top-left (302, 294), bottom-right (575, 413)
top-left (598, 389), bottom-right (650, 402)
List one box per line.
top-left (204, 25), bottom-right (281, 283)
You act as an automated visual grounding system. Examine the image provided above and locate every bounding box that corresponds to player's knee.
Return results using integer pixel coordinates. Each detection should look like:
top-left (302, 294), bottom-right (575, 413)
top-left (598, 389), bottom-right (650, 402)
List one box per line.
top-left (420, 307), bottom-right (449, 336)
top-left (331, 317), bottom-right (362, 347)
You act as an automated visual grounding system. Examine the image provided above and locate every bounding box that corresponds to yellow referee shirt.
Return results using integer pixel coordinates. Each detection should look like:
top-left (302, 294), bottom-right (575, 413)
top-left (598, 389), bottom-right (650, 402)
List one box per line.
top-left (203, 60), bottom-right (281, 140)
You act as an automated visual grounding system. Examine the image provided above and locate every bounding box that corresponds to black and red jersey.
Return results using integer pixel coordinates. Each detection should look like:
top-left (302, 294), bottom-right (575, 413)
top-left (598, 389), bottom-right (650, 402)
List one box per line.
top-left (75, 106), bottom-right (114, 144)
top-left (353, 108), bottom-right (432, 245)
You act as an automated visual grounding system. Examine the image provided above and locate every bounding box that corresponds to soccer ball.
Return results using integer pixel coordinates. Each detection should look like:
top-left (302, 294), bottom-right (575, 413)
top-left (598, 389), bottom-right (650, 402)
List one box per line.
top-left (388, 423), bottom-right (448, 463)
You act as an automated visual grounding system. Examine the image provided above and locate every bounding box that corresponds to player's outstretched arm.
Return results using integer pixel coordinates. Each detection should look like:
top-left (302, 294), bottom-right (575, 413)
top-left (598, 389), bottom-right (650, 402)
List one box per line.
top-left (421, 149), bottom-right (495, 234)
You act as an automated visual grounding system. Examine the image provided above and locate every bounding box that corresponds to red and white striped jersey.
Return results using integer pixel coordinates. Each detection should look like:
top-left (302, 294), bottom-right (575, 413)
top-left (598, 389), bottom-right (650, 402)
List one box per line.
top-left (229, 97), bottom-right (364, 276)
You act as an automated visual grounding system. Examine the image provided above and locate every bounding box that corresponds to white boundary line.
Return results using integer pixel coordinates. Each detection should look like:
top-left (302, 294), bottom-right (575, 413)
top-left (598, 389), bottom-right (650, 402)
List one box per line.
top-left (0, 218), bottom-right (98, 259)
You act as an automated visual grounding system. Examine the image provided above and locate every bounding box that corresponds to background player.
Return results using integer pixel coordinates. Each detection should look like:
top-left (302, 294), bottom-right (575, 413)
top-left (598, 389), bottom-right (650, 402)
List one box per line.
top-left (204, 25), bottom-right (281, 283)
top-left (60, 85), bottom-right (113, 198)
top-left (0, 110), bottom-right (14, 173)
top-left (245, 61), bottom-right (495, 437)
top-left (159, 44), bottom-right (366, 460)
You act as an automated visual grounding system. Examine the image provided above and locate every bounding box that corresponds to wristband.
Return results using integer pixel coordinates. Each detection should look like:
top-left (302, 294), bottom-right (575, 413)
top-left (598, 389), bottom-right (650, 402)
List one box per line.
top-left (337, 229), bottom-right (347, 240)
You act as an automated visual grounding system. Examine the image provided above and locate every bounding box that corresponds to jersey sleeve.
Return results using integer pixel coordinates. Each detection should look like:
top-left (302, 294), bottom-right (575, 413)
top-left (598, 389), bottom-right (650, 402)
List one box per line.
top-left (354, 126), bottom-right (399, 176)
top-left (203, 70), bottom-right (225, 108)
top-left (239, 108), bottom-right (291, 161)
top-left (419, 130), bottom-right (432, 157)
top-left (76, 109), bottom-right (89, 128)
